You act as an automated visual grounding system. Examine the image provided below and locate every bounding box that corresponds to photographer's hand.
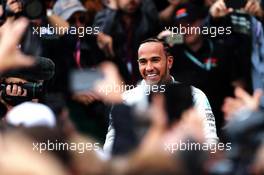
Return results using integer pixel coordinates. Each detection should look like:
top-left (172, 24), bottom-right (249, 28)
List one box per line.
top-left (0, 83), bottom-right (27, 111)
top-left (71, 62), bottom-right (123, 104)
top-left (6, 84), bottom-right (27, 97)
top-left (94, 62), bottom-right (123, 104)
top-left (96, 32), bottom-right (115, 58)
top-left (210, 0), bottom-right (233, 18)
top-left (0, 18), bottom-right (34, 72)
top-left (72, 92), bottom-right (100, 105)
top-left (139, 94), bottom-right (204, 157)
top-left (222, 87), bottom-right (262, 121)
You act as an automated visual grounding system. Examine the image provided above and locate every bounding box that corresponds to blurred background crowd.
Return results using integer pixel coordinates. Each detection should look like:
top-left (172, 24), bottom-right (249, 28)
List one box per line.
top-left (1, 0), bottom-right (264, 174)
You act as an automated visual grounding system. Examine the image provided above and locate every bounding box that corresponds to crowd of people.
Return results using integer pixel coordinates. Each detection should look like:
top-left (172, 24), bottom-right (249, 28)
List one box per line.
top-left (1, 0), bottom-right (264, 174)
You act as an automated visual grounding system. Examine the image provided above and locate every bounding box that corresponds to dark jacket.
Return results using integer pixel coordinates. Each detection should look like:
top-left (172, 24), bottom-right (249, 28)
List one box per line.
top-left (94, 1), bottom-right (161, 84)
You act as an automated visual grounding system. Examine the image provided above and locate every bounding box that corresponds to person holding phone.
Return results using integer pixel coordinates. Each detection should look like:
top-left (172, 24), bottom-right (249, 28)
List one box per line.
top-left (210, 0), bottom-right (263, 19)
top-left (209, 0), bottom-right (264, 108)
top-left (161, 2), bottom-right (237, 133)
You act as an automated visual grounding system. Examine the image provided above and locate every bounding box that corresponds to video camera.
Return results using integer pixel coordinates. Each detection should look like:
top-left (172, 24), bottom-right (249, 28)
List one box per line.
top-left (1, 0), bottom-right (45, 19)
top-left (0, 82), bottom-right (44, 106)
top-left (0, 82), bottom-right (44, 99)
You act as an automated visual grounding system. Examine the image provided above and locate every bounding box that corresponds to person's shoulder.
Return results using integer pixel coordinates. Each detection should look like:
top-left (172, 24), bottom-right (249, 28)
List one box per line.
top-left (96, 7), bottom-right (116, 15)
top-left (94, 8), bottom-right (118, 23)
top-left (121, 81), bottom-right (148, 105)
top-left (190, 86), bottom-right (212, 110)
top-left (122, 86), bottom-right (145, 105)
top-left (172, 80), bottom-right (206, 98)
top-left (191, 86), bottom-right (206, 97)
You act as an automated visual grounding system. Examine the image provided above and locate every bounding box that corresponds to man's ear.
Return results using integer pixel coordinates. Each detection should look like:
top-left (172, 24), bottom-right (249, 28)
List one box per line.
top-left (167, 56), bottom-right (174, 69)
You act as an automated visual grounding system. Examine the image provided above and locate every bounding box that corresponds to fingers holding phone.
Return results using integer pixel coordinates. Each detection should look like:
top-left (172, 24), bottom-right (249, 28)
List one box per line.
top-left (211, 0), bottom-right (263, 18)
top-left (69, 62), bottom-right (124, 104)
top-left (243, 0), bottom-right (263, 17)
top-left (72, 92), bottom-right (100, 106)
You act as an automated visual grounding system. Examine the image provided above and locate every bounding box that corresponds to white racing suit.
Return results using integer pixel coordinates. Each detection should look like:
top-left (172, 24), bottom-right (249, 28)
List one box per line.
top-left (103, 78), bottom-right (219, 155)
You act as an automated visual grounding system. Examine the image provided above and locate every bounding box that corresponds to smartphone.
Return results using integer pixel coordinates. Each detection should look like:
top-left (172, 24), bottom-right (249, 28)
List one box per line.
top-left (225, 0), bottom-right (247, 9)
top-left (165, 34), bottom-right (183, 46)
top-left (164, 83), bottom-right (193, 124)
top-left (69, 69), bottom-right (104, 93)
top-left (147, 83), bottom-right (194, 125)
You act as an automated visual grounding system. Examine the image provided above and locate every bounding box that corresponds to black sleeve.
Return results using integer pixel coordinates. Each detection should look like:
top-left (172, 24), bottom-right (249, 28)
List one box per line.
top-left (93, 8), bottom-right (117, 34)
top-left (111, 104), bottom-right (139, 155)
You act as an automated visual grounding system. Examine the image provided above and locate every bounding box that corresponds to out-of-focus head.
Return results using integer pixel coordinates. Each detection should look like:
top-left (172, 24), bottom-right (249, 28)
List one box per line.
top-left (174, 3), bottom-right (208, 45)
top-left (6, 102), bottom-right (56, 128)
top-left (68, 133), bottom-right (109, 174)
top-left (67, 11), bottom-right (86, 27)
top-left (174, 3), bottom-right (208, 24)
top-left (0, 131), bottom-right (68, 175)
top-left (116, 0), bottom-right (141, 14)
top-left (138, 38), bottom-right (173, 85)
top-left (53, 0), bottom-right (87, 21)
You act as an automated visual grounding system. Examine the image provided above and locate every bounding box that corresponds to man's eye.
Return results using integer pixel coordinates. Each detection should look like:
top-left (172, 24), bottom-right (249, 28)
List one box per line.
top-left (138, 60), bottom-right (147, 65)
top-left (152, 58), bottom-right (160, 63)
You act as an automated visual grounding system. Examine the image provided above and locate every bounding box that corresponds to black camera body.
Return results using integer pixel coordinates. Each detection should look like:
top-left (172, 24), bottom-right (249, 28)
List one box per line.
top-left (0, 82), bottom-right (44, 99)
top-left (2, 0), bottom-right (45, 19)
top-left (225, 0), bottom-right (247, 9)
top-left (0, 82), bottom-right (44, 106)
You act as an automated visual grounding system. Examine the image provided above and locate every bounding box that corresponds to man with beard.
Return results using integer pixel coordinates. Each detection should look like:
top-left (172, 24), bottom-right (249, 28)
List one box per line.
top-left (103, 38), bottom-right (219, 155)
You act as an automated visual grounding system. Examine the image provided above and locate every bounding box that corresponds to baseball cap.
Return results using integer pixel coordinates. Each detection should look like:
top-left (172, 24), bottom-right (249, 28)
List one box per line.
top-left (6, 102), bottom-right (56, 128)
top-left (53, 0), bottom-right (87, 21)
top-left (174, 3), bottom-right (208, 24)
top-left (1, 56), bottom-right (55, 81)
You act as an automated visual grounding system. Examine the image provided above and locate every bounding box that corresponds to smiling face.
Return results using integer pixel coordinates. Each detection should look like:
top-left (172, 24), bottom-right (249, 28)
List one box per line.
top-left (138, 42), bottom-right (173, 85)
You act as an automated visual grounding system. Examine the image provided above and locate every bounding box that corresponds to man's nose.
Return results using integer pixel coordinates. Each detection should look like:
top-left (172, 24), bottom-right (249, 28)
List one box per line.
top-left (145, 62), bottom-right (154, 72)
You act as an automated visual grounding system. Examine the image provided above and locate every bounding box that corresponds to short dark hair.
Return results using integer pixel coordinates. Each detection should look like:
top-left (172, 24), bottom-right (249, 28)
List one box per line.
top-left (140, 37), bottom-right (172, 56)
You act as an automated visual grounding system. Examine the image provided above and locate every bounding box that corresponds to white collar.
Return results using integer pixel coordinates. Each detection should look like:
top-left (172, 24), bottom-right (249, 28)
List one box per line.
top-left (140, 75), bottom-right (175, 85)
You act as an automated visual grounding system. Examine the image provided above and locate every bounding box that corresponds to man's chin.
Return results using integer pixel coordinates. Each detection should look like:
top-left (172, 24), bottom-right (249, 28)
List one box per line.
top-left (124, 6), bottom-right (139, 14)
top-left (145, 79), bottom-right (160, 85)
top-left (124, 10), bottom-right (137, 14)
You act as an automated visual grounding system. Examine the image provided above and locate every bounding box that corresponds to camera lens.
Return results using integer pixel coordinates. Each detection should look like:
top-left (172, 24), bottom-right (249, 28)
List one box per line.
top-left (24, 0), bottom-right (43, 19)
